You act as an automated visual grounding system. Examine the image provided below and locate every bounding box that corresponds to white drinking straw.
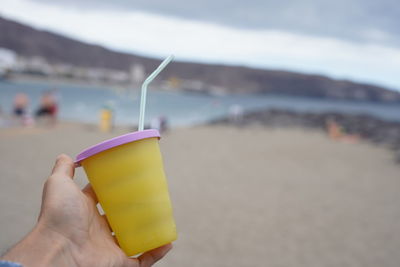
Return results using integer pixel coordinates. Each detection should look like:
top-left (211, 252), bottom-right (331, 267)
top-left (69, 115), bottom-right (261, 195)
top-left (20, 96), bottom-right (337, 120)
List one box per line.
top-left (138, 55), bottom-right (174, 131)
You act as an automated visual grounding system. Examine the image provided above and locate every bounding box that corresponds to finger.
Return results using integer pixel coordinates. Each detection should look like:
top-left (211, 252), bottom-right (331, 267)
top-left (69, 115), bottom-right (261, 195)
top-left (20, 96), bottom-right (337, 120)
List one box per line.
top-left (82, 183), bottom-right (98, 203)
top-left (138, 243), bottom-right (172, 267)
top-left (51, 154), bottom-right (74, 178)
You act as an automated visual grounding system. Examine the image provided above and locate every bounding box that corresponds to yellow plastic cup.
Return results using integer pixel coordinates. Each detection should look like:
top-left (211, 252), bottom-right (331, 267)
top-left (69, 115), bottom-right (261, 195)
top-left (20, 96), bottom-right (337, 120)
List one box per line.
top-left (75, 129), bottom-right (177, 256)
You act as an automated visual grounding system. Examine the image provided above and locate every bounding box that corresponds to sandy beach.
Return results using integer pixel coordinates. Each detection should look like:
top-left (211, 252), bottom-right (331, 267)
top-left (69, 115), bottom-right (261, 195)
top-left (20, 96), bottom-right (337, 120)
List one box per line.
top-left (1, 123), bottom-right (400, 267)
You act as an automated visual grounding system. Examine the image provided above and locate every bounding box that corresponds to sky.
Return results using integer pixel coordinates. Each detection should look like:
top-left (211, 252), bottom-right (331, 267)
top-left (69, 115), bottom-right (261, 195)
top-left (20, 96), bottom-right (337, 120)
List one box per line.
top-left (1, 0), bottom-right (400, 90)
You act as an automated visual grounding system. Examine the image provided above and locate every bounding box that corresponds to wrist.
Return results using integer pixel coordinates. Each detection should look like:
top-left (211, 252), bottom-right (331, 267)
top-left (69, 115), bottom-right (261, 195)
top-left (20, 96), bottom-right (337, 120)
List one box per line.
top-left (1, 223), bottom-right (76, 267)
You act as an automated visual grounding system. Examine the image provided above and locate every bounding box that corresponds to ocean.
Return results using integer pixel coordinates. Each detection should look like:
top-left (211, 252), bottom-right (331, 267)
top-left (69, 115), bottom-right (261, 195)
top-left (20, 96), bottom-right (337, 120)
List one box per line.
top-left (0, 80), bottom-right (399, 127)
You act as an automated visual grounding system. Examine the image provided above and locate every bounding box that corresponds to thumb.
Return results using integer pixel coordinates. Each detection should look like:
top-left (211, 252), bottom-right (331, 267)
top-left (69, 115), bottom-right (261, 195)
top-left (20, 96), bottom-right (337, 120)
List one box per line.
top-left (51, 154), bottom-right (75, 178)
top-left (138, 244), bottom-right (173, 267)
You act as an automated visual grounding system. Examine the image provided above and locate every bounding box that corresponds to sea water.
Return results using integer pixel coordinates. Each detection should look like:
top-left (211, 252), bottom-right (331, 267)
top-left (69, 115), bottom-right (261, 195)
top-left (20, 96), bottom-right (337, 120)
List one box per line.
top-left (0, 80), bottom-right (399, 127)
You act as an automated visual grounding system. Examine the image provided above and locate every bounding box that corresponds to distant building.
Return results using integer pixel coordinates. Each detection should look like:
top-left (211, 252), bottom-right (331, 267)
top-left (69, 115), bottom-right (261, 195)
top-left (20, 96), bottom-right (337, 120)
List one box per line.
top-left (16, 56), bottom-right (52, 75)
top-left (107, 70), bottom-right (129, 83)
top-left (130, 64), bottom-right (145, 84)
top-left (163, 76), bottom-right (182, 91)
top-left (182, 80), bottom-right (205, 92)
top-left (0, 47), bottom-right (17, 74)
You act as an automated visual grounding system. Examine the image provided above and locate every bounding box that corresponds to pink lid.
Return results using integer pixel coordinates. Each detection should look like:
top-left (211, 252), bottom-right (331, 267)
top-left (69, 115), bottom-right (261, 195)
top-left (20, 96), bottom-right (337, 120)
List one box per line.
top-left (75, 129), bottom-right (160, 166)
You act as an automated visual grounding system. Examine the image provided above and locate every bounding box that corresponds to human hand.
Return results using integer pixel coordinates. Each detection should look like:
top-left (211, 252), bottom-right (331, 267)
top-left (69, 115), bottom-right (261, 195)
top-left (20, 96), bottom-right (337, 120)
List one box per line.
top-left (1, 154), bottom-right (172, 267)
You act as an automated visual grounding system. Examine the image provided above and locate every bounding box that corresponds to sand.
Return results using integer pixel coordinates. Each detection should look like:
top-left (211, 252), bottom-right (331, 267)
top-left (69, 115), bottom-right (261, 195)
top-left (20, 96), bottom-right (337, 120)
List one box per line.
top-left (1, 123), bottom-right (400, 267)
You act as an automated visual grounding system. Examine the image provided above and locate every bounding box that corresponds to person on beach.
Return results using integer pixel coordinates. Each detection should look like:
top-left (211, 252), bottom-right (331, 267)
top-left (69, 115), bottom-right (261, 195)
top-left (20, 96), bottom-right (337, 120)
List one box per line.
top-left (0, 155), bottom-right (172, 267)
top-left (151, 116), bottom-right (168, 133)
top-left (229, 104), bottom-right (244, 125)
top-left (99, 102), bottom-right (114, 132)
top-left (12, 93), bottom-right (33, 127)
top-left (35, 90), bottom-right (58, 125)
top-left (326, 118), bottom-right (360, 143)
top-left (12, 93), bottom-right (29, 118)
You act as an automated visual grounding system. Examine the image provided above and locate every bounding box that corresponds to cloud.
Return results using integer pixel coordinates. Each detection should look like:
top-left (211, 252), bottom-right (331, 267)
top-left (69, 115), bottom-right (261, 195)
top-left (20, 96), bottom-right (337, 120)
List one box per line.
top-left (1, 0), bottom-right (400, 90)
top-left (28, 0), bottom-right (400, 47)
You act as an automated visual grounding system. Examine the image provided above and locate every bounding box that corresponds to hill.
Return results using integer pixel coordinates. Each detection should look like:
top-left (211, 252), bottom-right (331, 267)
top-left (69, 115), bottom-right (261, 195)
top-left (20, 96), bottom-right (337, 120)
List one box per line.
top-left (1, 16), bottom-right (399, 102)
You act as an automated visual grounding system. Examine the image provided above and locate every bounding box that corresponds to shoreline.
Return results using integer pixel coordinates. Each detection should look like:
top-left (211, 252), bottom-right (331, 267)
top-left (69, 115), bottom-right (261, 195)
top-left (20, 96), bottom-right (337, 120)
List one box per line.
top-left (5, 75), bottom-right (400, 105)
top-left (2, 107), bottom-right (400, 164)
top-left (5, 74), bottom-right (136, 90)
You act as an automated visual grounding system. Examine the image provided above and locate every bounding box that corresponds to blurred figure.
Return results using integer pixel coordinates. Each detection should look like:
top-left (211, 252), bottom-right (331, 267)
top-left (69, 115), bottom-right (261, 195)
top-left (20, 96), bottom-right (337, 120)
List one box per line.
top-left (159, 116), bottom-right (168, 133)
top-left (326, 118), bottom-right (360, 143)
top-left (326, 119), bottom-right (343, 140)
top-left (99, 101), bottom-right (114, 132)
top-left (229, 104), bottom-right (244, 125)
top-left (12, 93), bottom-right (33, 126)
top-left (35, 90), bottom-right (58, 126)
top-left (13, 93), bottom-right (29, 118)
top-left (151, 115), bottom-right (169, 133)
